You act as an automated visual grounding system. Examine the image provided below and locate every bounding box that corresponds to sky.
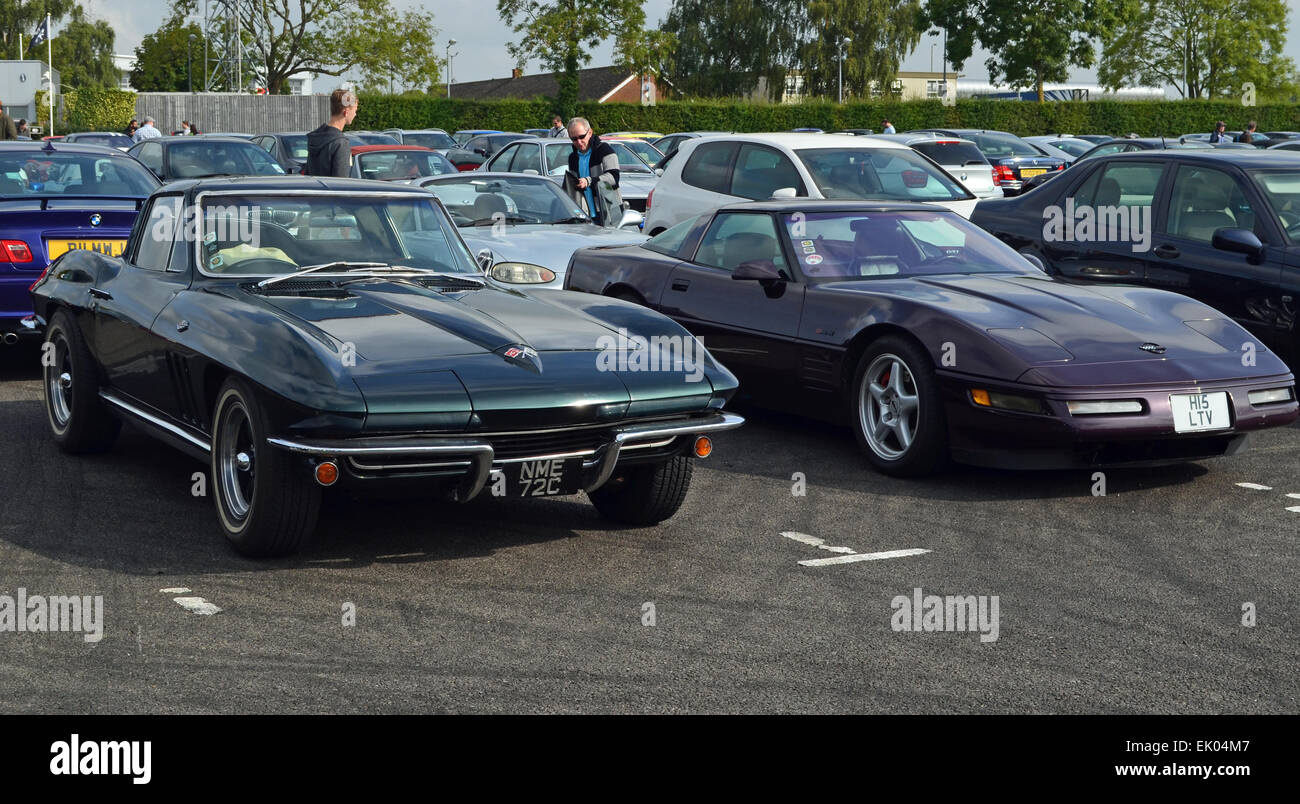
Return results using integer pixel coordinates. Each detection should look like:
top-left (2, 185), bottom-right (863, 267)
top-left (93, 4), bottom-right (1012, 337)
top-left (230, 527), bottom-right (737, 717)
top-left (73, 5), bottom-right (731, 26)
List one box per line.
top-left (65, 0), bottom-right (1300, 92)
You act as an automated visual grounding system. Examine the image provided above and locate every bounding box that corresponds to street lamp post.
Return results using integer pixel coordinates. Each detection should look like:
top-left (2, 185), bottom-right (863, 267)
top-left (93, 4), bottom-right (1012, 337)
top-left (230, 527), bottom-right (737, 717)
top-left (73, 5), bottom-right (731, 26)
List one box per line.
top-left (838, 37), bottom-right (851, 104)
top-left (188, 34), bottom-right (196, 93)
top-left (446, 39), bottom-right (457, 99)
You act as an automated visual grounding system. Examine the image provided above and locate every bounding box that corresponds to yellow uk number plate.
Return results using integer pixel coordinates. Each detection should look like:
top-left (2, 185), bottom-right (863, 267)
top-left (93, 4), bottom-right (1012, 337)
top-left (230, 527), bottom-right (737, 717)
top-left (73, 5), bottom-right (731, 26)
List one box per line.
top-left (45, 239), bottom-right (127, 260)
top-left (1019, 168), bottom-right (1047, 178)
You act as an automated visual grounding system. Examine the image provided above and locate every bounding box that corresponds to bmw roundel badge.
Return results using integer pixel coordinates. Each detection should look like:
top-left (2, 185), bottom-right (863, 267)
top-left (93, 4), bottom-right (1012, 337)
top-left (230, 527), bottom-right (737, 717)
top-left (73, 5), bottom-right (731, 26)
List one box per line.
top-left (89, 213), bottom-right (102, 227)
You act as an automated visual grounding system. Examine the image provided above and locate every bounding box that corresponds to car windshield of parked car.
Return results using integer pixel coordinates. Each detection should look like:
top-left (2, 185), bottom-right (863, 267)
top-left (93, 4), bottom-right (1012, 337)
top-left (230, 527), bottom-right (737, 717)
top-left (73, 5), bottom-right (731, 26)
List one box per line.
top-left (966, 132), bottom-right (1043, 158)
top-left (402, 132), bottom-right (457, 150)
top-left (0, 151), bottom-right (158, 196)
top-left (280, 135), bottom-right (308, 160)
top-left (356, 150), bottom-right (456, 180)
top-left (70, 133), bottom-right (134, 149)
top-left (909, 140), bottom-right (987, 166)
top-left (1046, 139), bottom-right (1093, 158)
top-left (780, 210), bottom-right (1038, 281)
top-left (796, 148), bottom-right (973, 202)
top-left (195, 193), bottom-right (481, 276)
top-left (422, 176), bottom-right (589, 226)
top-left (1249, 169), bottom-right (1300, 243)
top-left (607, 141), bottom-right (656, 174)
top-left (610, 139), bottom-right (664, 168)
top-left (167, 141), bottom-right (286, 178)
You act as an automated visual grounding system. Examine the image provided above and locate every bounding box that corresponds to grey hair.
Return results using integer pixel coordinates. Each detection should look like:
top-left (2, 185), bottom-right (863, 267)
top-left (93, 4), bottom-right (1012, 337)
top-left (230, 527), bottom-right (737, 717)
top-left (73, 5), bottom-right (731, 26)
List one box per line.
top-left (567, 117), bottom-right (591, 133)
top-left (143, 116), bottom-right (156, 124)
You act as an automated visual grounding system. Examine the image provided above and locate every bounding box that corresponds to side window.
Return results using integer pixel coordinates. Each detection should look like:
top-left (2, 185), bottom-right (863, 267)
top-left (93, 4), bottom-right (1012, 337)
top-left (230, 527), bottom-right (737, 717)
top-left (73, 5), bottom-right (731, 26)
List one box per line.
top-left (692, 212), bottom-right (786, 273)
top-left (136, 142), bottom-right (163, 175)
top-left (729, 144), bottom-right (804, 200)
top-left (546, 143), bottom-right (571, 174)
top-left (488, 144), bottom-right (517, 170)
top-left (681, 142), bottom-right (739, 194)
top-left (132, 195), bottom-right (183, 271)
top-left (509, 144), bottom-right (543, 174)
top-left (1076, 162), bottom-right (1163, 212)
top-left (255, 136), bottom-right (274, 153)
top-left (1165, 165), bottom-right (1258, 242)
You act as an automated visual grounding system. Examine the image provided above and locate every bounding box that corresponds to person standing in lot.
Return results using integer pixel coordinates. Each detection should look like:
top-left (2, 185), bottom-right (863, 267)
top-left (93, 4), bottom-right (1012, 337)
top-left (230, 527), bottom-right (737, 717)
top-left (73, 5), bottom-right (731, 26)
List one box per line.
top-left (307, 88), bottom-right (358, 177)
top-left (0, 100), bottom-right (17, 140)
top-left (1237, 120), bottom-right (1257, 144)
top-left (132, 116), bottom-right (162, 142)
top-left (564, 117), bottom-right (623, 227)
top-left (882, 119), bottom-right (896, 134)
top-left (547, 114), bottom-right (565, 137)
top-left (15, 119), bottom-right (30, 139)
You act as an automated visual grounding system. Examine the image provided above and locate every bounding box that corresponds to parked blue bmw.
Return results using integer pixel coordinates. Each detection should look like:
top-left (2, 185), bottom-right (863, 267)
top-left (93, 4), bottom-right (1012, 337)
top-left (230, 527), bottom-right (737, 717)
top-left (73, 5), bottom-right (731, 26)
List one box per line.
top-left (0, 141), bottom-right (159, 344)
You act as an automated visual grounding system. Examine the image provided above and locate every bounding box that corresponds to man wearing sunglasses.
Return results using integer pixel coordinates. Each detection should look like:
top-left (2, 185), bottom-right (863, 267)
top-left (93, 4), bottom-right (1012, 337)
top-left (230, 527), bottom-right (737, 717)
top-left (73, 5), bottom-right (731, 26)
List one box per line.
top-left (564, 117), bottom-right (624, 227)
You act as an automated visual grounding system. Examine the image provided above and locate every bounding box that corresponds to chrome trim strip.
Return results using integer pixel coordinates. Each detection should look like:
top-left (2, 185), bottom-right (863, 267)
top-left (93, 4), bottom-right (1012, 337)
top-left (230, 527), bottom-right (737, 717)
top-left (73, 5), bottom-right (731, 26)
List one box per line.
top-left (585, 412), bottom-right (744, 492)
top-left (99, 391), bottom-right (211, 453)
top-left (268, 436), bottom-right (494, 501)
top-left (346, 457), bottom-right (473, 472)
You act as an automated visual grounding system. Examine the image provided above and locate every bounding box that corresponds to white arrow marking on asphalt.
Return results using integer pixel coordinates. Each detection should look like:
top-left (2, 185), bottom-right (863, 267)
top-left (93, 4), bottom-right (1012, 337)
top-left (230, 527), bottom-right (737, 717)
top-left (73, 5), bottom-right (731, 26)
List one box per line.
top-left (799, 549), bottom-right (932, 567)
top-left (173, 597), bottom-right (222, 615)
top-left (1236, 482), bottom-right (1273, 490)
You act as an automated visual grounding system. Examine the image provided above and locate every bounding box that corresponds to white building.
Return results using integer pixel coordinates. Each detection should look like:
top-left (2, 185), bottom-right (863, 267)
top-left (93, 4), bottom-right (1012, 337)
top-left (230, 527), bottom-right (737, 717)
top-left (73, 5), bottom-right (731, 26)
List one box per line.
top-left (0, 60), bottom-right (61, 124)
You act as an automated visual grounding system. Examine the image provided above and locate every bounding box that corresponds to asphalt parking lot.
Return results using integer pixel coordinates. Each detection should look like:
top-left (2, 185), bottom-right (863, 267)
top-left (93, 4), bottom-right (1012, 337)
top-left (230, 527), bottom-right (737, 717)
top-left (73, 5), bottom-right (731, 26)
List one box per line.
top-left (1, 346), bottom-right (1296, 714)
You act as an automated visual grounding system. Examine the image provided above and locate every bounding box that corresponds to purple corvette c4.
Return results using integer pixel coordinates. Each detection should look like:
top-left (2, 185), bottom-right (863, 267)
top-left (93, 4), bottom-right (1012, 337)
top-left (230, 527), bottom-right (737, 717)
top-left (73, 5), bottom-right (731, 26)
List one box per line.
top-left (1, 141), bottom-right (158, 344)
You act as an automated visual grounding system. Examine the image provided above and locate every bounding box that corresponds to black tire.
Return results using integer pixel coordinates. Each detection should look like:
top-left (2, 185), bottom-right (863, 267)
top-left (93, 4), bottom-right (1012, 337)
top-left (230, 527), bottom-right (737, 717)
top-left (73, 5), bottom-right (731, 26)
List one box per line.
top-left (849, 335), bottom-right (948, 477)
top-left (42, 310), bottom-right (121, 453)
top-left (211, 377), bottom-right (321, 557)
top-left (590, 455), bottom-right (693, 525)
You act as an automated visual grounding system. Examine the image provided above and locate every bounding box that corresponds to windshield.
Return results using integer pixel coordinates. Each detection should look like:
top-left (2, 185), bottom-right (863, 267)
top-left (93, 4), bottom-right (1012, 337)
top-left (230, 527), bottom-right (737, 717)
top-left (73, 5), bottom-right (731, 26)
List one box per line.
top-left (0, 151), bottom-right (158, 196)
top-left (280, 135), bottom-right (308, 160)
top-left (607, 141), bottom-right (655, 174)
top-left (779, 210), bottom-right (1038, 281)
top-left (356, 150), bottom-right (456, 180)
top-left (403, 132), bottom-right (457, 150)
top-left (421, 176), bottom-right (589, 226)
top-left (610, 139), bottom-right (663, 168)
top-left (1250, 169), bottom-right (1300, 243)
top-left (70, 134), bottom-right (134, 149)
top-left (167, 141), bottom-right (286, 178)
top-left (967, 132), bottom-right (1043, 158)
top-left (910, 140), bottom-right (987, 166)
top-left (195, 193), bottom-right (481, 276)
top-left (1046, 139), bottom-right (1092, 158)
top-left (796, 148), bottom-right (973, 202)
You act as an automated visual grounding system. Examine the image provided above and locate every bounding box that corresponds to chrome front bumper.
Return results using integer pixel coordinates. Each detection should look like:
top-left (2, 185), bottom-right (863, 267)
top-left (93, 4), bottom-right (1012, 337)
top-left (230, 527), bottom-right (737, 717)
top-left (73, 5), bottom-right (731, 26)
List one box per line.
top-left (267, 412), bottom-right (745, 500)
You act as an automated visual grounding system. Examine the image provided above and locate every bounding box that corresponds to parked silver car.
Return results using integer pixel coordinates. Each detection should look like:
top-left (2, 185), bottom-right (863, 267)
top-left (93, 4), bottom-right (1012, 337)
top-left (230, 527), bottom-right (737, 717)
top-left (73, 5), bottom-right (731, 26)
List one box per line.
top-left (865, 133), bottom-right (999, 199)
top-left (479, 137), bottom-right (658, 214)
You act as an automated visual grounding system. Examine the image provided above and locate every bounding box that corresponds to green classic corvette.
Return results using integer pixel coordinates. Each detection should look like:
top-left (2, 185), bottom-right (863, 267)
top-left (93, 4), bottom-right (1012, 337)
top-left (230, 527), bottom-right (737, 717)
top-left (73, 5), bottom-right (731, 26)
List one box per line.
top-left (29, 177), bottom-right (742, 557)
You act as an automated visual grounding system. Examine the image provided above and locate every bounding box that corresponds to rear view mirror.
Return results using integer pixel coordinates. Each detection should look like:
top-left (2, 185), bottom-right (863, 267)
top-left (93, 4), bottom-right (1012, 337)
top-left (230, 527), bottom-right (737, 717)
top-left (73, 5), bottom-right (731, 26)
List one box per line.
top-left (1211, 228), bottom-right (1263, 261)
top-left (732, 260), bottom-right (783, 281)
top-left (475, 248), bottom-right (494, 271)
top-left (618, 209), bottom-right (644, 230)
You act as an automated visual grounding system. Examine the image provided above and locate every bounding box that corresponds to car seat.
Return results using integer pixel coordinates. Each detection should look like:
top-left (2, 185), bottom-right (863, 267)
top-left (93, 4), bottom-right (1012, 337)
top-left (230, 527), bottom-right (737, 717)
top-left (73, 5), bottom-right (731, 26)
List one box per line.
top-left (472, 193), bottom-right (509, 221)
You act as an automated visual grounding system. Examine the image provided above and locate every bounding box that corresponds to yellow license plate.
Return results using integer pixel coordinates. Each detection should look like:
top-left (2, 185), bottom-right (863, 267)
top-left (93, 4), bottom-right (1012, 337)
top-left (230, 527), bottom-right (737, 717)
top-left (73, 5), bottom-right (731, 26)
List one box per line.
top-left (46, 239), bottom-right (127, 260)
top-left (1019, 168), bottom-right (1047, 178)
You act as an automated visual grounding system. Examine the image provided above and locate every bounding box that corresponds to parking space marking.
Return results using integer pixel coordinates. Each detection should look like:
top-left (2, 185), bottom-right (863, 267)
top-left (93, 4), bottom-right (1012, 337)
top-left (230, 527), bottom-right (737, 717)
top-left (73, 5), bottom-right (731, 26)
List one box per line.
top-left (1286, 493), bottom-right (1300, 500)
top-left (799, 549), bottom-right (932, 567)
top-left (159, 587), bottom-right (191, 594)
top-left (780, 530), bottom-right (856, 554)
top-left (1286, 506), bottom-right (1300, 514)
top-left (172, 597), bottom-right (222, 615)
top-left (1235, 482), bottom-right (1273, 490)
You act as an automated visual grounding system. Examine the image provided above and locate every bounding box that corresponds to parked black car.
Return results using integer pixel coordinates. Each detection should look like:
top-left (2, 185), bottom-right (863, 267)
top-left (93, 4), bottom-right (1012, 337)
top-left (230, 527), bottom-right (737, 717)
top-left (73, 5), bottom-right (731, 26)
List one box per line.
top-left (904, 128), bottom-right (1065, 195)
top-left (251, 132), bottom-right (309, 174)
top-left (1020, 137), bottom-right (1212, 192)
top-left (446, 133), bottom-right (530, 171)
top-left (127, 135), bottom-right (287, 181)
top-left (970, 150), bottom-right (1300, 366)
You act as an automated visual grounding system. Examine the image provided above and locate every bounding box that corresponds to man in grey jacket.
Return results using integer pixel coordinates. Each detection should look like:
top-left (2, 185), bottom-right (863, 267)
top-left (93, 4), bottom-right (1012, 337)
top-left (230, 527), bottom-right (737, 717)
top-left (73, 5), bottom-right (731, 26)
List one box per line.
top-left (306, 89), bottom-right (359, 177)
top-left (564, 117), bottom-right (623, 227)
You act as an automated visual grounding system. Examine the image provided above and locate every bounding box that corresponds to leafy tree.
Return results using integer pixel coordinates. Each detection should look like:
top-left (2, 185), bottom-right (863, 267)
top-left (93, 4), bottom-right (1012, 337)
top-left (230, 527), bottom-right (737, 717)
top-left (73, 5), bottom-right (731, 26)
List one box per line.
top-left (925, 0), bottom-right (1113, 102)
top-left (49, 6), bottom-right (118, 89)
top-left (798, 1), bottom-right (924, 101)
top-left (498, 0), bottom-right (657, 118)
top-left (131, 17), bottom-right (207, 92)
top-left (1098, 0), bottom-right (1296, 100)
top-left (661, 0), bottom-right (803, 99)
top-left (0, 0), bottom-right (75, 60)
top-left (171, 0), bottom-right (440, 95)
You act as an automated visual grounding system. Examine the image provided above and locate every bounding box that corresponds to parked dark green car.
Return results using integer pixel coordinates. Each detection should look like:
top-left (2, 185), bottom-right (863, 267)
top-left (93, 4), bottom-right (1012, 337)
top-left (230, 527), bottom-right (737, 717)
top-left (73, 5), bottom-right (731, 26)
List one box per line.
top-left (29, 177), bottom-right (742, 557)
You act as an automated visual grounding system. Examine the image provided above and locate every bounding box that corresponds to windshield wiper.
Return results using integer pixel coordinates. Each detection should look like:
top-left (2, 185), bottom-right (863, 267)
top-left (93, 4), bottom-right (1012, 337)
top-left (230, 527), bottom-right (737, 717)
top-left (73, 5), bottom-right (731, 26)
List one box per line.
top-left (468, 215), bottom-right (529, 226)
top-left (551, 216), bottom-right (591, 225)
top-left (257, 262), bottom-right (485, 289)
top-left (256, 261), bottom-right (393, 287)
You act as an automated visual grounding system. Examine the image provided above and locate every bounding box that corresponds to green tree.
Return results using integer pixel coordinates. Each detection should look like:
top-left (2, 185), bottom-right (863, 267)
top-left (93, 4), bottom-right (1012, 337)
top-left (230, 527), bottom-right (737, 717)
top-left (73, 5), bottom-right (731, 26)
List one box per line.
top-left (172, 0), bottom-right (439, 95)
top-left (49, 6), bottom-right (117, 89)
top-left (799, 1), bottom-right (924, 101)
top-left (661, 0), bottom-right (803, 99)
top-left (0, 0), bottom-right (75, 60)
top-left (925, 0), bottom-right (1113, 102)
top-left (132, 18), bottom-right (207, 92)
top-left (1098, 0), bottom-right (1295, 100)
top-left (498, 0), bottom-right (657, 117)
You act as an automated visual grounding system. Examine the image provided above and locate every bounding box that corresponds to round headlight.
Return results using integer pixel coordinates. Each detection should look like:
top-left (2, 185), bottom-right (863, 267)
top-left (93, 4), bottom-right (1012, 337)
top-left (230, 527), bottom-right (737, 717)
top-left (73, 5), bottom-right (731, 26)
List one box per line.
top-left (489, 262), bottom-right (556, 284)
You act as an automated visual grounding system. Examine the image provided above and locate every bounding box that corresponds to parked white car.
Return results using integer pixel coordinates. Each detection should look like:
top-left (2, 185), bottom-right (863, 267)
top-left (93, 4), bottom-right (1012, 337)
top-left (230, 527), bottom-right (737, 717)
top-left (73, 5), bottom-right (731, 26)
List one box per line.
top-left (864, 133), bottom-right (1000, 199)
top-left (644, 133), bottom-right (978, 234)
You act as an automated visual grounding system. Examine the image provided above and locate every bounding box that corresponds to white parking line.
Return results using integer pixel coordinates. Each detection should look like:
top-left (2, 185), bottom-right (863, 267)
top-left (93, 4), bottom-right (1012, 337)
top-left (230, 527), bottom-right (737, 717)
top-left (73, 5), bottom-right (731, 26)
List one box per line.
top-left (799, 549), bottom-right (932, 567)
top-left (780, 530), bottom-right (855, 553)
top-left (1235, 483), bottom-right (1274, 490)
top-left (1286, 493), bottom-right (1300, 500)
top-left (172, 597), bottom-right (222, 615)
top-left (159, 587), bottom-right (191, 594)
top-left (1286, 506), bottom-right (1300, 514)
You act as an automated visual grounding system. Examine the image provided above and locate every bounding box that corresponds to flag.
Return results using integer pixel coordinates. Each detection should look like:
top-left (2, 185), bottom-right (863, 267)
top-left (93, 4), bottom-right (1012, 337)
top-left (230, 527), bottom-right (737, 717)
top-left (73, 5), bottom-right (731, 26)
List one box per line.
top-left (29, 18), bottom-right (48, 49)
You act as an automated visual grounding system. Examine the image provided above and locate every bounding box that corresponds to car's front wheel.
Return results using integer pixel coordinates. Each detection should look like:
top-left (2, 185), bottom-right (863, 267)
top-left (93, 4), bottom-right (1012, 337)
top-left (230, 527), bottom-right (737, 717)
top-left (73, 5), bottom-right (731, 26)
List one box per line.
top-left (43, 310), bottom-right (121, 453)
top-left (211, 378), bottom-right (321, 557)
top-left (850, 336), bottom-right (948, 476)
top-left (590, 455), bottom-right (693, 525)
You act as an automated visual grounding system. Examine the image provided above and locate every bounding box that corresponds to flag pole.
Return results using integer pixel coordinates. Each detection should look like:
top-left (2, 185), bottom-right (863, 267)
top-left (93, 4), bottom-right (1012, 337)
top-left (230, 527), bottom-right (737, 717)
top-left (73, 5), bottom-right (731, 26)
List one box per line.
top-left (46, 13), bottom-right (53, 137)
top-left (18, 34), bottom-right (22, 61)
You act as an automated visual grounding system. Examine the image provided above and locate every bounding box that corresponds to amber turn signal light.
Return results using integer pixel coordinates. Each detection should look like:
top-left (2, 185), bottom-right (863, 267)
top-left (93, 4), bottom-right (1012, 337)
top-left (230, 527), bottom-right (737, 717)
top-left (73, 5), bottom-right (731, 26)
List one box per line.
top-left (693, 436), bottom-right (713, 458)
top-left (315, 461), bottom-right (340, 486)
top-left (971, 389), bottom-right (992, 407)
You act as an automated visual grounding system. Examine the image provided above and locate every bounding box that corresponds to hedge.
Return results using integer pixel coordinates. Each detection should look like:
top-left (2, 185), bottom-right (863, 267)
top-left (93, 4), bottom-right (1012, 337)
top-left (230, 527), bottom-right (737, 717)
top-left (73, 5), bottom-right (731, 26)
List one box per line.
top-left (32, 88), bottom-right (137, 133)
top-left (354, 95), bottom-right (1300, 139)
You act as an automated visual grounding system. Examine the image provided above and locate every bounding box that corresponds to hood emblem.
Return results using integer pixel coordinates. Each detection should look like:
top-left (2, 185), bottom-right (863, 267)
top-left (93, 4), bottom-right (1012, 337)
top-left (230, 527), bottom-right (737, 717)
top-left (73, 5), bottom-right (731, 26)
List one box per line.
top-left (1140, 342), bottom-right (1165, 354)
top-left (497, 344), bottom-right (542, 373)
top-left (89, 213), bottom-right (102, 227)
